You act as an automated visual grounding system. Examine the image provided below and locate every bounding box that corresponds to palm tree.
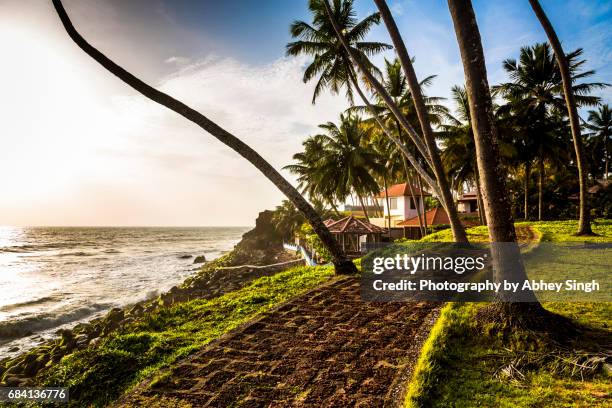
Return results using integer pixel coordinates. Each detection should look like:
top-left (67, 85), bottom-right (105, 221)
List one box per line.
top-left (286, 0), bottom-right (390, 104)
top-left (284, 135), bottom-right (342, 213)
top-left (272, 200), bottom-right (307, 240)
top-left (287, 114), bottom-right (383, 221)
top-left (50, 0), bottom-right (359, 274)
top-left (586, 105), bottom-right (611, 180)
top-left (495, 42), bottom-right (606, 226)
top-left (528, 0), bottom-right (594, 235)
top-left (447, 0), bottom-right (546, 323)
top-left (272, 199), bottom-right (333, 240)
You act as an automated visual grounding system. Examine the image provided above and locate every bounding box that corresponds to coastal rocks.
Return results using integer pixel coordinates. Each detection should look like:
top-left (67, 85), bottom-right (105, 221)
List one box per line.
top-left (193, 255), bottom-right (207, 264)
top-left (231, 210), bottom-right (284, 265)
top-left (178, 254), bottom-right (192, 259)
top-left (128, 304), bottom-right (144, 316)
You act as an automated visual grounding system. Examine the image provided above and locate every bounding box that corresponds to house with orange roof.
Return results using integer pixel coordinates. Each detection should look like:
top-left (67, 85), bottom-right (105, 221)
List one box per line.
top-left (374, 182), bottom-right (430, 227)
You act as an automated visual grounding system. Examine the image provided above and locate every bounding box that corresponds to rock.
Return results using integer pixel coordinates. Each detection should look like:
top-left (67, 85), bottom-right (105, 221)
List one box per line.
top-left (8, 346), bottom-right (19, 352)
top-left (75, 334), bottom-right (89, 348)
top-left (73, 323), bottom-right (89, 333)
top-left (18, 377), bottom-right (33, 387)
top-left (178, 254), bottom-right (192, 259)
top-left (604, 363), bottom-right (612, 377)
top-left (58, 329), bottom-right (76, 351)
top-left (231, 210), bottom-right (283, 265)
top-left (128, 304), bottom-right (144, 316)
top-left (22, 354), bottom-right (41, 376)
top-left (89, 337), bottom-right (102, 348)
top-left (3, 375), bottom-right (21, 387)
top-left (193, 255), bottom-right (207, 264)
top-left (3, 364), bottom-right (24, 376)
top-left (103, 308), bottom-right (125, 332)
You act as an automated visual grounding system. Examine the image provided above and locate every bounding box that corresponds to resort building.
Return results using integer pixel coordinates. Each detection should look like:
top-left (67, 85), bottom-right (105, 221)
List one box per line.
top-left (457, 191), bottom-right (479, 213)
top-left (323, 216), bottom-right (386, 257)
top-left (372, 183), bottom-right (430, 227)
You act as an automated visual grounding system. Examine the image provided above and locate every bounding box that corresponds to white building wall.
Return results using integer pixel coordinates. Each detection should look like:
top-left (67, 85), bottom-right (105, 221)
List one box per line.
top-left (379, 196), bottom-right (426, 223)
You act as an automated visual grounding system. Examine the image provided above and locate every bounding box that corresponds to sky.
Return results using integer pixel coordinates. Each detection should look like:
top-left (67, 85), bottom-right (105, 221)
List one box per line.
top-left (0, 0), bottom-right (610, 227)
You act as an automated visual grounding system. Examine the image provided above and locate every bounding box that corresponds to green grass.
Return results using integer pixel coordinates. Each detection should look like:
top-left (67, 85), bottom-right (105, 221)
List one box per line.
top-left (405, 220), bottom-right (612, 407)
top-left (34, 265), bottom-right (334, 407)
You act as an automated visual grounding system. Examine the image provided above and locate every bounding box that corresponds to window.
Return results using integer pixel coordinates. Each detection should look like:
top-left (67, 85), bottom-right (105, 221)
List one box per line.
top-left (389, 198), bottom-right (398, 210)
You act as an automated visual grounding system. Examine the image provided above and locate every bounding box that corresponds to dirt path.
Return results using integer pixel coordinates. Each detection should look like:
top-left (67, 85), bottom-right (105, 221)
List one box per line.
top-left (118, 277), bottom-right (438, 407)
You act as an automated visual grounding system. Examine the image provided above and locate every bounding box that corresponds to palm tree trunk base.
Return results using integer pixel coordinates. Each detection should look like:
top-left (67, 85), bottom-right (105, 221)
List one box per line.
top-left (333, 259), bottom-right (359, 275)
top-left (476, 301), bottom-right (577, 336)
top-left (574, 230), bottom-right (597, 237)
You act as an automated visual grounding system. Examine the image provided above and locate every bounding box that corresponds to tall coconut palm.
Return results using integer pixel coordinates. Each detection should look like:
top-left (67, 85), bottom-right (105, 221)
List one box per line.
top-left (286, 114), bottom-right (384, 221)
top-left (586, 105), bottom-right (611, 180)
top-left (528, 0), bottom-right (593, 235)
top-left (50, 0), bottom-right (359, 274)
top-left (494, 42), bottom-right (607, 227)
top-left (447, 0), bottom-right (546, 323)
top-left (286, 0), bottom-right (390, 104)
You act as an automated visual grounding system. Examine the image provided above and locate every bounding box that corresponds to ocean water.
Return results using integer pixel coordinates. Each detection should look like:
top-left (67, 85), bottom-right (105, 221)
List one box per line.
top-left (0, 226), bottom-right (248, 359)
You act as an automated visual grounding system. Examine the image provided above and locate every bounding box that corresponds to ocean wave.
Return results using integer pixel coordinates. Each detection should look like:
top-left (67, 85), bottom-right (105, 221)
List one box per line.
top-left (0, 304), bottom-right (111, 341)
top-left (0, 296), bottom-right (58, 312)
top-left (0, 243), bottom-right (78, 253)
top-left (56, 251), bottom-right (94, 257)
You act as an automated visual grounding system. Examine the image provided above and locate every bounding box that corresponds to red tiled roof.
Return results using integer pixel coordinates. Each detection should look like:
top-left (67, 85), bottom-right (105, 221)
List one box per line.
top-left (458, 191), bottom-right (478, 201)
top-left (324, 216), bottom-right (386, 234)
top-left (397, 207), bottom-right (449, 226)
top-left (375, 183), bottom-right (431, 198)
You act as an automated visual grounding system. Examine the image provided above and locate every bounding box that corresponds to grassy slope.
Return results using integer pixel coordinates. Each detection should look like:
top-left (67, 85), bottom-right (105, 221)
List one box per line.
top-left (405, 219), bottom-right (612, 408)
top-left (34, 265), bottom-right (334, 407)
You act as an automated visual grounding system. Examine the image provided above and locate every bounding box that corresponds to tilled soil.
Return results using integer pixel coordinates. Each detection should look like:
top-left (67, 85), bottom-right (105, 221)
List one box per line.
top-left (118, 277), bottom-right (437, 407)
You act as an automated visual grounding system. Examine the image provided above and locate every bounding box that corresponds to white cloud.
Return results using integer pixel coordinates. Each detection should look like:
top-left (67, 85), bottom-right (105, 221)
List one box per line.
top-left (164, 56), bottom-right (191, 65)
top-left (390, 2), bottom-right (404, 16)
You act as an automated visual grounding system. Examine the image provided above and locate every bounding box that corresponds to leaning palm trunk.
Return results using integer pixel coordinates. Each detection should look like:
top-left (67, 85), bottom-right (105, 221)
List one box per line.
top-left (397, 125), bottom-right (425, 236)
top-left (474, 167), bottom-right (486, 225)
top-left (358, 195), bottom-right (370, 222)
top-left (417, 174), bottom-right (428, 233)
top-left (528, 0), bottom-right (592, 234)
top-left (407, 178), bottom-right (425, 237)
top-left (348, 72), bottom-right (440, 197)
top-left (374, 0), bottom-right (467, 243)
top-left (51, 0), bottom-right (357, 274)
top-left (382, 174), bottom-right (392, 236)
top-left (448, 0), bottom-right (546, 323)
top-left (372, 195), bottom-right (383, 218)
